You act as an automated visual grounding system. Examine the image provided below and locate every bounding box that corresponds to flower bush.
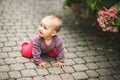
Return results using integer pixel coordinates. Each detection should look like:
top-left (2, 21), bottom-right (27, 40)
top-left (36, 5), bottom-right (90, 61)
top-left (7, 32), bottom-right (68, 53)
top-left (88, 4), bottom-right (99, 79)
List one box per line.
top-left (64, 0), bottom-right (120, 32)
top-left (97, 6), bottom-right (118, 32)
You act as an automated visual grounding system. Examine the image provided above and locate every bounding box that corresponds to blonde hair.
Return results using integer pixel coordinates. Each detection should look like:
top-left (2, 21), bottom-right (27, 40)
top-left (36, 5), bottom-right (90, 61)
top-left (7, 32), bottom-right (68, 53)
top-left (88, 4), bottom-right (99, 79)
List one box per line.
top-left (41, 15), bottom-right (62, 32)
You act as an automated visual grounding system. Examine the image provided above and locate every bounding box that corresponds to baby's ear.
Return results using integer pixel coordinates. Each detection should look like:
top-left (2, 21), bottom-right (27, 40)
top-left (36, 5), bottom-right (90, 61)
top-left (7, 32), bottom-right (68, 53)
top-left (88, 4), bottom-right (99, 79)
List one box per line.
top-left (52, 31), bottom-right (57, 36)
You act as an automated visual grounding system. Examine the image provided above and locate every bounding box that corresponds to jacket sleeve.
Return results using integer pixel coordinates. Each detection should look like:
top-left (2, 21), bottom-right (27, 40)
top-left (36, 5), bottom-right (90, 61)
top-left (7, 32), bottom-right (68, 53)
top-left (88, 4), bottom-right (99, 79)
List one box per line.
top-left (56, 37), bottom-right (64, 62)
top-left (32, 35), bottom-right (42, 65)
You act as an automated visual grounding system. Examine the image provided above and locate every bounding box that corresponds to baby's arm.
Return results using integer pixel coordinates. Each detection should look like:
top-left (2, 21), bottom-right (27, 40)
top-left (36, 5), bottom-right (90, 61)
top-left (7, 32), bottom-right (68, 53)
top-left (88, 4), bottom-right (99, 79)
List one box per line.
top-left (32, 35), bottom-right (46, 67)
top-left (55, 37), bottom-right (65, 67)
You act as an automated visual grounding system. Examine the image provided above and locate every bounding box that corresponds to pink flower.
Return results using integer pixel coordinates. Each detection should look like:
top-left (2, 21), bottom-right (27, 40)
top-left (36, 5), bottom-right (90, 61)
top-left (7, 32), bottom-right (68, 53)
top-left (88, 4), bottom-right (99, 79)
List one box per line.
top-left (109, 13), bottom-right (117, 18)
top-left (107, 26), bottom-right (113, 31)
top-left (97, 6), bottom-right (118, 32)
top-left (110, 6), bottom-right (117, 13)
top-left (98, 10), bottom-right (104, 16)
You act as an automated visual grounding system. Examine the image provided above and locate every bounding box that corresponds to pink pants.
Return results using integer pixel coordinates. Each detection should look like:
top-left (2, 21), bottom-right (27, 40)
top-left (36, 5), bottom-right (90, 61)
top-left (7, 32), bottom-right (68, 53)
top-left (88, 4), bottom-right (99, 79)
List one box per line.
top-left (21, 40), bottom-right (57, 58)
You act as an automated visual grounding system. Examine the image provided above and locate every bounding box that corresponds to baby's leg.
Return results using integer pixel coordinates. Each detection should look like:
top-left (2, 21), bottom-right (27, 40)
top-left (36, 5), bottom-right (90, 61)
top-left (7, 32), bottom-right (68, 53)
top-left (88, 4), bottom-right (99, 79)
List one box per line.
top-left (21, 40), bottom-right (33, 58)
top-left (47, 48), bottom-right (57, 57)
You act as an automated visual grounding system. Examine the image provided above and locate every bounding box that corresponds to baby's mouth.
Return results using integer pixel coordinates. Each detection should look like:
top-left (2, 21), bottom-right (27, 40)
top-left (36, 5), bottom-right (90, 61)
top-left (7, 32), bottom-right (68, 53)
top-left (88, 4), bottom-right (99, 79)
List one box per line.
top-left (39, 31), bottom-right (43, 35)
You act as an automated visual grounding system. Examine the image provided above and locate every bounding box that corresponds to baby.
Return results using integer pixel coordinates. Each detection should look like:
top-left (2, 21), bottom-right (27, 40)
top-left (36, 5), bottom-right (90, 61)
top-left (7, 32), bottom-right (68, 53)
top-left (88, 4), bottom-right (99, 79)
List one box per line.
top-left (21, 15), bottom-right (65, 68)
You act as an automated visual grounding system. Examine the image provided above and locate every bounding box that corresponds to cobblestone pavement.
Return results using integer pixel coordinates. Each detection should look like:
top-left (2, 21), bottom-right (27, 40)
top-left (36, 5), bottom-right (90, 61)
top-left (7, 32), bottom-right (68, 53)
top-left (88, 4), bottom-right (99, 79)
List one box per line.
top-left (0, 0), bottom-right (120, 80)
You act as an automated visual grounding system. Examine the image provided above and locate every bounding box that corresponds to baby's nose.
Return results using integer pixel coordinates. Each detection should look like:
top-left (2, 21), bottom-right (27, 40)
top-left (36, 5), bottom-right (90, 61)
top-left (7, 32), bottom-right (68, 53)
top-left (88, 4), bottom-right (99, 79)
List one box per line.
top-left (39, 26), bottom-right (43, 31)
top-left (39, 26), bottom-right (41, 29)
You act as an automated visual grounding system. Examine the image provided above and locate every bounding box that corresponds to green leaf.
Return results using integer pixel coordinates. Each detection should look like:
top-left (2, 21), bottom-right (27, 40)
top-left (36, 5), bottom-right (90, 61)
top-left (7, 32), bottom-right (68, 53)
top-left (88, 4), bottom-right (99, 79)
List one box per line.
top-left (115, 2), bottom-right (120, 12)
top-left (79, 42), bottom-right (87, 47)
top-left (115, 17), bottom-right (120, 26)
top-left (64, 0), bottom-right (76, 7)
top-left (90, 0), bottom-right (97, 10)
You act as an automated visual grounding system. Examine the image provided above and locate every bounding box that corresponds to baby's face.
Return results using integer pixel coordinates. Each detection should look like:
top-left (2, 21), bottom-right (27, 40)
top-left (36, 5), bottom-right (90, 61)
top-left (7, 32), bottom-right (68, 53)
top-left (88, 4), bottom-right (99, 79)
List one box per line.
top-left (38, 20), bottom-right (56, 39)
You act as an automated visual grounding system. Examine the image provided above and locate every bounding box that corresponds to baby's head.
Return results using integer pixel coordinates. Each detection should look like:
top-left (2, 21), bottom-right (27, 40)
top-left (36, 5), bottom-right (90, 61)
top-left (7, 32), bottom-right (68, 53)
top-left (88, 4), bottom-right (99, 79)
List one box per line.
top-left (41, 15), bottom-right (62, 33)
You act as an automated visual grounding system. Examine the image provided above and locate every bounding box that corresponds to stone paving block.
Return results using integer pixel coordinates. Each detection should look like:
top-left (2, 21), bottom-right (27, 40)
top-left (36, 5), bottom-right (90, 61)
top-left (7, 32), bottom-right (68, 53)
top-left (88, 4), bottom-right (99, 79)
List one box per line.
top-left (73, 64), bottom-right (88, 72)
top-left (8, 37), bottom-right (20, 41)
top-left (17, 77), bottom-right (33, 80)
top-left (0, 59), bottom-right (4, 65)
top-left (86, 63), bottom-right (99, 69)
top-left (45, 75), bottom-right (62, 80)
top-left (36, 69), bottom-right (49, 76)
top-left (65, 52), bottom-right (77, 59)
top-left (61, 30), bottom-right (70, 35)
top-left (64, 59), bottom-right (75, 66)
top-left (86, 70), bottom-right (99, 77)
top-left (76, 46), bottom-right (89, 51)
top-left (10, 63), bottom-right (25, 71)
top-left (66, 47), bottom-right (77, 52)
top-left (48, 67), bottom-right (64, 75)
top-left (7, 31), bottom-right (16, 35)
top-left (17, 41), bottom-right (24, 46)
top-left (16, 33), bottom-right (27, 38)
top-left (0, 33), bottom-right (6, 38)
top-left (4, 41), bottom-right (17, 47)
top-left (84, 50), bottom-right (99, 56)
top-left (2, 47), bottom-right (12, 52)
top-left (95, 56), bottom-right (108, 62)
top-left (96, 62), bottom-right (112, 68)
top-left (114, 75), bottom-right (120, 80)
top-left (75, 51), bottom-right (87, 57)
top-left (109, 61), bottom-right (119, 67)
top-left (62, 66), bottom-right (75, 73)
top-left (47, 60), bottom-right (55, 66)
top-left (96, 69), bottom-right (112, 76)
top-left (5, 58), bottom-right (16, 64)
top-left (15, 57), bottom-right (30, 63)
top-left (12, 46), bottom-right (21, 51)
top-left (33, 76), bottom-right (45, 80)
top-left (83, 56), bottom-right (99, 63)
top-left (21, 69), bottom-right (37, 77)
top-left (88, 78), bottom-right (99, 80)
top-left (9, 79), bottom-right (16, 80)
top-left (105, 54), bottom-right (120, 60)
top-left (0, 53), bottom-right (8, 58)
top-left (0, 65), bottom-right (10, 72)
top-left (63, 34), bottom-right (72, 39)
top-left (73, 57), bottom-right (86, 64)
top-left (64, 42), bottom-right (78, 47)
top-left (0, 72), bottom-right (9, 80)
top-left (114, 60), bottom-right (120, 66)
top-left (8, 52), bottom-right (22, 58)
top-left (60, 73), bottom-right (74, 80)
top-left (24, 62), bottom-right (37, 69)
top-left (0, 37), bottom-right (7, 42)
top-left (109, 67), bottom-right (120, 74)
top-left (0, 42), bottom-right (4, 47)
top-left (64, 48), bottom-right (68, 53)
top-left (9, 71), bottom-right (21, 78)
top-left (72, 72), bottom-right (89, 80)
top-left (99, 76), bottom-right (115, 80)
top-left (64, 38), bottom-right (77, 43)
top-left (44, 62), bottom-right (52, 68)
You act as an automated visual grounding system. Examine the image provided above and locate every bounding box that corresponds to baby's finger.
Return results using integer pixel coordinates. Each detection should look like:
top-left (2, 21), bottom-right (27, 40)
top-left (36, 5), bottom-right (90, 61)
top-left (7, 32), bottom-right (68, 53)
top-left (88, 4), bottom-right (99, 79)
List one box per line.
top-left (55, 63), bottom-right (59, 66)
top-left (39, 65), bottom-right (44, 68)
top-left (61, 64), bottom-right (65, 68)
top-left (38, 65), bottom-right (42, 68)
top-left (63, 64), bottom-right (65, 67)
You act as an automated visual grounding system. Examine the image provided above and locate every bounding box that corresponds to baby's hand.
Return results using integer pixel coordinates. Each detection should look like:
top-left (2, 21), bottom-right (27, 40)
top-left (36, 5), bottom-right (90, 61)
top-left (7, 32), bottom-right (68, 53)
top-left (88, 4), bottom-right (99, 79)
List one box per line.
top-left (39, 62), bottom-right (46, 68)
top-left (55, 62), bottom-right (65, 68)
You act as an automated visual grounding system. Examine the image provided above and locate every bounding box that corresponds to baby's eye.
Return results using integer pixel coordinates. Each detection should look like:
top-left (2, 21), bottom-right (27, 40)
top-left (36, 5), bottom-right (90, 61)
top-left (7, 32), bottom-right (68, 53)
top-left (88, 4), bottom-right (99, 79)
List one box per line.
top-left (40, 24), bottom-right (42, 27)
top-left (44, 26), bottom-right (47, 30)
